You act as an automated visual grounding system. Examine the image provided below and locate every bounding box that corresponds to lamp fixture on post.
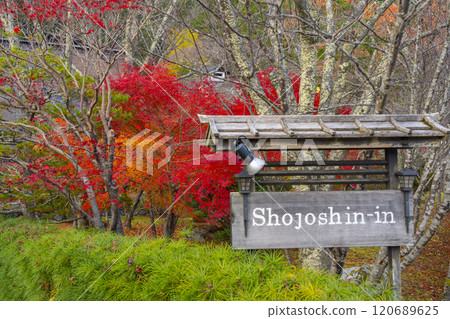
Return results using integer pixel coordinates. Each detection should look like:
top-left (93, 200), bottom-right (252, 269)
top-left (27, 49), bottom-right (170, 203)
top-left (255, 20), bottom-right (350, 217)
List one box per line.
top-left (234, 136), bottom-right (265, 175)
top-left (395, 168), bottom-right (418, 234)
top-left (396, 168), bottom-right (418, 191)
top-left (235, 169), bottom-right (254, 237)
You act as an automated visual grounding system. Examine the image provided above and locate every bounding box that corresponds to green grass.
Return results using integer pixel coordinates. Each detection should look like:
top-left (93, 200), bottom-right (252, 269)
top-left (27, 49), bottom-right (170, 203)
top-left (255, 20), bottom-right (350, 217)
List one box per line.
top-left (0, 217), bottom-right (392, 301)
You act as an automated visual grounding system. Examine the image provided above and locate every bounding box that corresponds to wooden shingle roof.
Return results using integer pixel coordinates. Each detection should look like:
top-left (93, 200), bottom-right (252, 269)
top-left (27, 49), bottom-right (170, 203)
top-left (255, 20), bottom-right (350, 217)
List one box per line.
top-left (198, 114), bottom-right (449, 151)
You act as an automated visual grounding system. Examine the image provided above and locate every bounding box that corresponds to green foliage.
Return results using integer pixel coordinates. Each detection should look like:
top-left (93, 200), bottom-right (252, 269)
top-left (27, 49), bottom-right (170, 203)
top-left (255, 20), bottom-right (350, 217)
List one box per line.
top-left (211, 228), bottom-right (231, 243)
top-left (192, 210), bottom-right (208, 222)
top-left (0, 217), bottom-right (392, 301)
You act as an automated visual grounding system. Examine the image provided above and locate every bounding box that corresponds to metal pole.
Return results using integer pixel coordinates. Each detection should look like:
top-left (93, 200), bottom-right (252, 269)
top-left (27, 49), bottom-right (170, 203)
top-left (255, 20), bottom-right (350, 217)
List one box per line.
top-left (404, 190), bottom-right (411, 234)
top-left (243, 194), bottom-right (248, 237)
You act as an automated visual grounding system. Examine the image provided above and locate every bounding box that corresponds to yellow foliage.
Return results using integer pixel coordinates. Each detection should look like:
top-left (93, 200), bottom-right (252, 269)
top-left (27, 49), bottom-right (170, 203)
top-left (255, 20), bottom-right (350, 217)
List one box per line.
top-left (166, 29), bottom-right (199, 74)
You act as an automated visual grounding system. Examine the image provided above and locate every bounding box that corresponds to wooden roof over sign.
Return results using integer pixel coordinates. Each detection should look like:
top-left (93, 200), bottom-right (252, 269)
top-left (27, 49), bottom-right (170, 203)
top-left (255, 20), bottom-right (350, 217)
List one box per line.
top-left (198, 113), bottom-right (449, 151)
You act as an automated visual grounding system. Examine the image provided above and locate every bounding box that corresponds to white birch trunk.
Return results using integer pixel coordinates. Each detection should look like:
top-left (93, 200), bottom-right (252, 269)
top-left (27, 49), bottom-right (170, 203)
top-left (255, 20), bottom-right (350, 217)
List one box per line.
top-left (295, 0), bottom-right (317, 114)
top-left (221, 0), bottom-right (273, 115)
top-left (267, 0), bottom-right (297, 113)
top-left (1, 0), bottom-right (18, 49)
top-left (319, 0), bottom-right (336, 111)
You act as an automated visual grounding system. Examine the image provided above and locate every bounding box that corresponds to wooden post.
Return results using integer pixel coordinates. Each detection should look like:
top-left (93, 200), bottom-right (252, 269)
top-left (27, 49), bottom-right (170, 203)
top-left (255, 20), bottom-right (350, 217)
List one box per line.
top-left (386, 148), bottom-right (401, 300)
top-left (386, 148), bottom-right (399, 190)
top-left (388, 246), bottom-right (401, 300)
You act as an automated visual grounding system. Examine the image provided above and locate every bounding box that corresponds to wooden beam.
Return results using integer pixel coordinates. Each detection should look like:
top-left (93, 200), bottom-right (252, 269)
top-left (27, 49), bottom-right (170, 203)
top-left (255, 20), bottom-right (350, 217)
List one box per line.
top-left (216, 130), bottom-right (444, 139)
top-left (386, 148), bottom-right (401, 300)
top-left (281, 119), bottom-right (295, 136)
top-left (424, 116), bottom-right (450, 133)
top-left (209, 119), bottom-right (220, 137)
top-left (386, 148), bottom-right (399, 190)
top-left (256, 169), bottom-right (389, 176)
top-left (264, 160), bottom-right (388, 167)
top-left (388, 246), bottom-right (402, 300)
top-left (198, 114), bottom-right (428, 123)
top-left (210, 137), bottom-right (444, 151)
top-left (256, 178), bottom-right (389, 185)
top-left (198, 114), bottom-right (211, 124)
top-left (318, 119), bottom-right (336, 136)
top-left (247, 120), bottom-right (260, 136)
top-left (390, 117), bottom-right (412, 134)
top-left (354, 118), bottom-right (374, 135)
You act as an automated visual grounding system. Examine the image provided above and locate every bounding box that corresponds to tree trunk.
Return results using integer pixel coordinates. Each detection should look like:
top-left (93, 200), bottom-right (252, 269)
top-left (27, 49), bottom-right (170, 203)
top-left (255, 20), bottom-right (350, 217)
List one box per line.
top-left (110, 205), bottom-right (124, 234)
top-left (124, 211), bottom-right (132, 231)
top-left (149, 208), bottom-right (157, 239)
top-left (220, 0), bottom-right (273, 115)
top-left (124, 9), bottom-right (138, 65)
top-left (374, 0), bottom-right (411, 114)
top-left (77, 213), bottom-right (89, 228)
top-left (64, 0), bottom-right (73, 71)
top-left (1, 0), bottom-right (18, 49)
top-left (108, 181), bottom-right (124, 235)
top-left (330, 247), bottom-right (350, 275)
top-left (368, 246), bottom-right (389, 283)
top-left (267, 0), bottom-right (297, 113)
top-left (124, 189), bottom-right (144, 230)
top-left (20, 169), bottom-right (35, 219)
top-left (444, 157), bottom-right (450, 209)
top-left (298, 248), bottom-right (331, 272)
top-left (294, 0), bottom-right (317, 114)
top-left (141, 0), bottom-right (179, 66)
top-left (331, 0), bottom-right (393, 109)
top-left (81, 176), bottom-right (105, 229)
top-left (163, 210), bottom-right (178, 238)
top-left (318, 0), bottom-right (337, 111)
top-left (109, 204), bottom-right (124, 235)
top-left (20, 200), bottom-right (35, 220)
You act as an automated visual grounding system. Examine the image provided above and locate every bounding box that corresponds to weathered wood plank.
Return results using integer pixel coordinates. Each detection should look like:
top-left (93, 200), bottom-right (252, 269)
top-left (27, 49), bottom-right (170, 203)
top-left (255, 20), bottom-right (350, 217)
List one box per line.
top-left (199, 114), bottom-right (430, 123)
top-left (247, 120), bottom-right (260, 136)
top-left (354, 119), bottom-right (375, 135)
top-left (389, 117), bottom-right (412, 134)
top-left (265, 160), bottom-right (388, 167)
top-left (264, 160), bottom-right (388, 167)
top-left (362, 122), bottom-right (395, 130)
top-left (283, 122), bottom-right (322, 131)
top-left (212, 137), bottom-right (444, 151)
top-left (231, 191), bottom-right (412, 249)
top-left (424, 116), bottom-right (450, 133)
top-left (256, 169), bottom-right (389, 176)
top-left (388, 246), bottom-right (402, 300)
top-left (255, 178), bottom-right (389, 185)
top-left (204, 127), bottom-right (211, 145)
top-left (209, 119), bottom-right (220, 137)
top-left (326, 122), bottom-right (359, 130)
top-left (216, 122), bottom-right (323, 132)
top-left (319, 119), bottom-right (336, 136)
top-left (402, 121), bottom-right (432, 130)
top-left (386, 149), bottom-right (399, 190)
top-left (215, 123), bottom-right (249, 132)
top-left (281, 119), bottom-right (295, 136)
top-left (216, 130), bottom-right (445, 140)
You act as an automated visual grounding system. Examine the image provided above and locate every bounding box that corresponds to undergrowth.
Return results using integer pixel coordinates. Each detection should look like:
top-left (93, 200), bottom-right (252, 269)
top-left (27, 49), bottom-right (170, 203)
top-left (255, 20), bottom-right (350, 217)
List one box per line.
top-left (0, 217), bottom-right (392, 301)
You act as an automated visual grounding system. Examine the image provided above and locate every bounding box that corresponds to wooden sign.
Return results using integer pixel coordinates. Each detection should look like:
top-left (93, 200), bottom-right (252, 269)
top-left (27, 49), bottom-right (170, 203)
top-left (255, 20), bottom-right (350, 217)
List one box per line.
top-left (231, 191), bottom-right (413, 249)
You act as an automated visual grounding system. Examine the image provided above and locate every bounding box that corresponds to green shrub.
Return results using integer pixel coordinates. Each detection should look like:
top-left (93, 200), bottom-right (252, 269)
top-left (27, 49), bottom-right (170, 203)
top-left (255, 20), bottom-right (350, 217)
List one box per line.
top-left (0, 217), bottom-right (392, 301)
top-left (211, 228), bottom-right (231, 243)
top-left (191, 210), bottom-right (208, 222)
